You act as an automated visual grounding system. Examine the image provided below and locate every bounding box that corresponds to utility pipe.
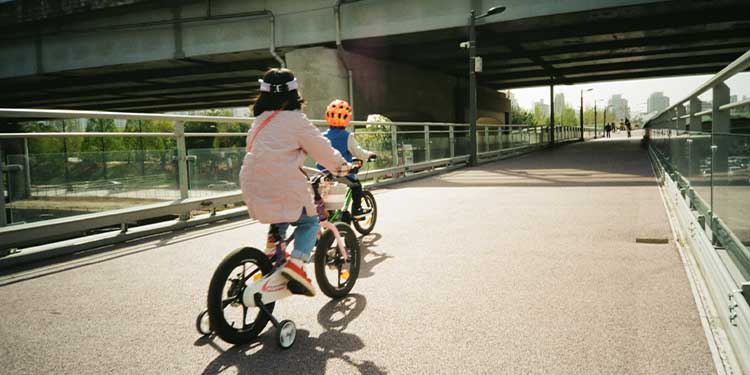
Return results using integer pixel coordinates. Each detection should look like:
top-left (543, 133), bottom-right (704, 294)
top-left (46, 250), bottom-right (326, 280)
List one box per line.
top-left (334, 0), bottom-right (355, 118)
top-left (266, 11), bottom-right (286, 68)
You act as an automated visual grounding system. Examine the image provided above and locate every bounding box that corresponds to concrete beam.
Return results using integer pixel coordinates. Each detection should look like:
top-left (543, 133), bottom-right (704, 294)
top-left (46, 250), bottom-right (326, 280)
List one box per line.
top-left (286, 46), bottom-right (508, 123)
top-left (0, 0), bottom-right (674, 80)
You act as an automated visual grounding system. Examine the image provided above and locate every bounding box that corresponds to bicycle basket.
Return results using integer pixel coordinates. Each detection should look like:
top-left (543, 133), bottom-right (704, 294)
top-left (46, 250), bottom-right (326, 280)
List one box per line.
top-left (319, 180), bottom-right (348, 210)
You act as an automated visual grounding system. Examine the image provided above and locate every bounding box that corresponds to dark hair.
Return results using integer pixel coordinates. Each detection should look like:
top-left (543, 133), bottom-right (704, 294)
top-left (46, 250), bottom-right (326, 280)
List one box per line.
top-left (251, 68), bottom-right (305, 116)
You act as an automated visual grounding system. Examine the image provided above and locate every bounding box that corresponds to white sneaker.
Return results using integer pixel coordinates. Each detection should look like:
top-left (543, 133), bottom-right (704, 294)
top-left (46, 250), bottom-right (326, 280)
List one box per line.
top-left (281, 258), bottom-right (316, 297)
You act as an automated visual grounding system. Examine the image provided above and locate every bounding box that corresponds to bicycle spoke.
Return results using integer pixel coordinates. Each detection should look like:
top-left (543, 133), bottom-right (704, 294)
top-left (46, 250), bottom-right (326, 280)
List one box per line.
top-left (243, 305), bottom-right (248, 328)
top-left (337, 263), bottom-right (343, 288)
top-left (241, 267), bottom-right (261, 284)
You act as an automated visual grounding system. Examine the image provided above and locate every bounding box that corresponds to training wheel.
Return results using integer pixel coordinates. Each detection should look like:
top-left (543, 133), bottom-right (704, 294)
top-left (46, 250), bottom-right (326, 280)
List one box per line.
top-left (277, 320), bottom-right (296, 349)
top-left (195, 309), bottom-right (212, 336)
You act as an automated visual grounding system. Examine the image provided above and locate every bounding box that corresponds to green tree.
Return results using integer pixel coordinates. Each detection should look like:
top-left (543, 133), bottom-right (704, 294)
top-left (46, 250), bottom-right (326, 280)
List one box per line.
top-left (511, 101), bottom-right (534, 125)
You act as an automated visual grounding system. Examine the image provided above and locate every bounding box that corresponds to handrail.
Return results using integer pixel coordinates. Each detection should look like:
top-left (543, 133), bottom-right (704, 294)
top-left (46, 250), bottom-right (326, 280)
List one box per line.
top-left (0, 102), bottom-right (598, 258)
top-left (0, 108), bottom-right (477, 128)
top-left (720, 98), bottom-right (750, 112)
top-left (650, 49), bottom-right (750, 123)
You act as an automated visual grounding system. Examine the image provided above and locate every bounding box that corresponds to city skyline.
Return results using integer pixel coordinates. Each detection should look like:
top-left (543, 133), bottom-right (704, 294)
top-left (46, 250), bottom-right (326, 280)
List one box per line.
top-left (509, 73), bottom-right (750, 117)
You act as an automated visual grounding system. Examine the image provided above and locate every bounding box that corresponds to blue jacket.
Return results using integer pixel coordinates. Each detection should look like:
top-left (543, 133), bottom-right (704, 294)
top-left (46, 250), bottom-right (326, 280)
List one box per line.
top-left (318, 127), bottom-right (354, 178)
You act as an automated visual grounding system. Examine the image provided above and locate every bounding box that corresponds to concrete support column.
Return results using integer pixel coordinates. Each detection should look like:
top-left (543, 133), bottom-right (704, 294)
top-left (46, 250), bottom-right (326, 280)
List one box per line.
top-left (286, 46), bottom-right (507, 125)
top-left (286, 47), bottom-right (349, 121)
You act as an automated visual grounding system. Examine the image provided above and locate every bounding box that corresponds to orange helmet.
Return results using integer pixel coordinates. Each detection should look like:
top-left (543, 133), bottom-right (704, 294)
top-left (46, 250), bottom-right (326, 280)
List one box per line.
top-left (325, 99), bottom-right (352, 127)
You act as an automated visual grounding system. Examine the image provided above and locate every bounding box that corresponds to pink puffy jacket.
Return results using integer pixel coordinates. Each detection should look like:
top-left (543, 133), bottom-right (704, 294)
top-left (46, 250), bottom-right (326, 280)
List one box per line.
top-left (239, 110), bottom-right (349, 224)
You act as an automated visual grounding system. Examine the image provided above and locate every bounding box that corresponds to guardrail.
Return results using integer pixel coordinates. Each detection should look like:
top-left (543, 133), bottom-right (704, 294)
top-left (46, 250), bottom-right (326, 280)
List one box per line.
top-left (644, 48), bottom-right (750, 374)
top-left (0, 107), bottom-right (586, 263)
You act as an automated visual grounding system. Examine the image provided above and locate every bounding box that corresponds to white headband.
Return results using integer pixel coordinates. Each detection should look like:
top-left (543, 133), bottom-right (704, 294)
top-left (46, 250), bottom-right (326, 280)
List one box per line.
top-left (258, 78), bottom-right (299, 93)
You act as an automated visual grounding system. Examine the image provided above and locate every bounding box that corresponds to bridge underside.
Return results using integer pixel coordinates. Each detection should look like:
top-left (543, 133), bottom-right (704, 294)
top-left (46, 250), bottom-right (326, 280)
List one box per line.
top-left (352, 0), bottom-right (750, 90)
top-left (1, 0), bottom-right (749, 112)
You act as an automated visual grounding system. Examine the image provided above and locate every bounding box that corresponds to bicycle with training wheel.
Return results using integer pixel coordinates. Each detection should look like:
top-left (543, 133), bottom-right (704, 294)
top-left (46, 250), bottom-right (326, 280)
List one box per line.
top-left (320, 155), bottom-right (378, 236)
top-left (194, 160), bottom-right (365, 349)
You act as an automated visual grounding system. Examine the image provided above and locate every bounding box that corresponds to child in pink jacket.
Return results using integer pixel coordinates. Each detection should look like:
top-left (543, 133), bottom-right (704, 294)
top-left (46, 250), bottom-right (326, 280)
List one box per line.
top-left (239, 68), bottom-right (351, 297)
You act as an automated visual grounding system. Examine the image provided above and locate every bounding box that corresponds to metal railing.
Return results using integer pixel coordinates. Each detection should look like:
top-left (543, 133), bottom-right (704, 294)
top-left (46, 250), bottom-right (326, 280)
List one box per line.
top-left (644, 49), bottom-right (750, 374)
top-left (0, 107), bottom-right (585, 258)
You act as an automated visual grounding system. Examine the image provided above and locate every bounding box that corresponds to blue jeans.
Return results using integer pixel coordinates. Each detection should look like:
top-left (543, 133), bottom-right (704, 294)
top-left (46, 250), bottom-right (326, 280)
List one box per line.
top-left (271, 209), bottom-right (320, 262)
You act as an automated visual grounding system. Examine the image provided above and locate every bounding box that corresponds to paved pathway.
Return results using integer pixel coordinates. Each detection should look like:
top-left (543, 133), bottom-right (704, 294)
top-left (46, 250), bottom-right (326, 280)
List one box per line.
top-left (0, 136), bottom-right (715, 374)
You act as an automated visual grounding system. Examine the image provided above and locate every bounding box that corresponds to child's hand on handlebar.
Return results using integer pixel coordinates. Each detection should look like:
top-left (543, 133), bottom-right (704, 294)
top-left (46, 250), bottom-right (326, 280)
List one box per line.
top-left (348, 158), bottom-right (364, 175)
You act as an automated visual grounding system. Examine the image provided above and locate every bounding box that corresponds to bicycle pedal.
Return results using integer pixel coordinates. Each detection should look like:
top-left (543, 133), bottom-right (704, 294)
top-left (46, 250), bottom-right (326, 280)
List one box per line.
top-left (287, 280), bottom-right (308, 295)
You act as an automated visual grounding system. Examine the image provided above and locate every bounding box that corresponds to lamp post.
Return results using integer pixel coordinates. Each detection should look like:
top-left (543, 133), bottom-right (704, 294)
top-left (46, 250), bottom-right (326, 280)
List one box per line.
top-left (466, 5), bottom-right (506, 166)
top-left (580, 88), bottom-right (592, 141)
top-left (603, 105), bottom-right (610, 131)
top-left (594, 99), bottom-right (604, 139)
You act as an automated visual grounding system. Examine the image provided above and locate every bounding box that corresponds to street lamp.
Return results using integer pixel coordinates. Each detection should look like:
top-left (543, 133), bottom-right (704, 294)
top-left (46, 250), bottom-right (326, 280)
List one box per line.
top-left (594, 99), bottom-right (604, 139)
top-left (465, 5), bottom-right (506, 166)
top-left (580, 88), bottom-right (592, 141)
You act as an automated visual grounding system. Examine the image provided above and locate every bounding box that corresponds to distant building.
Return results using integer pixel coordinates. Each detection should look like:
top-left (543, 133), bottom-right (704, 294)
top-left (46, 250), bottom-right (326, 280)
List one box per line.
top-left (534, 99), bottom-right (550, 116)
top-left (701, 100), bottom-right (712, 111)
top-left (554, 93), bottom-right (566, 115)
top-left (608, 94), bottom-right (630, 121)
top-left (647, 92), bottom-right (670, 113)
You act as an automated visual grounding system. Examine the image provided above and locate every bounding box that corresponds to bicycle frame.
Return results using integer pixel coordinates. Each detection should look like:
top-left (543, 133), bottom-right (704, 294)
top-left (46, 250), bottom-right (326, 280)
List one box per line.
top-left (241, 171), bottom-right (351, 307)
top-left (328, 188), bottom-right (353, 223)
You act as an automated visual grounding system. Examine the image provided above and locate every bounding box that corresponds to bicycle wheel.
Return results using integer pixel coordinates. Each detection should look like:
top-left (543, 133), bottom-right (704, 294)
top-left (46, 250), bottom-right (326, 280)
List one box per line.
top-left (352, 191), bottom-right (377, 235)
top-left (314, 223), bottom-right (361, 298)
top-left (207, 247), bottom-right (275, 345)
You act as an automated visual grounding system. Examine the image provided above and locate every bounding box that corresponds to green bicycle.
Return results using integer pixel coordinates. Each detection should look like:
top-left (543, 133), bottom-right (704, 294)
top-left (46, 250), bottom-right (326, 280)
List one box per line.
top-left (306, 159), bottom-right (377, 236)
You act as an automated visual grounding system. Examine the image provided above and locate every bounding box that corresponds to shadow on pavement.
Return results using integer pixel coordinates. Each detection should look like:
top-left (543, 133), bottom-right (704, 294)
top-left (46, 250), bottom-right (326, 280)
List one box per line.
top-left (201, 294), bottom-right (387, 375)
top-left (357, 233), bottom-right (394, 279)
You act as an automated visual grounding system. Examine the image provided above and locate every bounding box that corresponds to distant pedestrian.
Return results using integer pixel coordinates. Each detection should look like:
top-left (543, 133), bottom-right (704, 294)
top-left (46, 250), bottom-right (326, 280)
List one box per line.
top-left (604, 123), bottom-right (611, 138)
top-left (625, 118), bottom-right (632, 138)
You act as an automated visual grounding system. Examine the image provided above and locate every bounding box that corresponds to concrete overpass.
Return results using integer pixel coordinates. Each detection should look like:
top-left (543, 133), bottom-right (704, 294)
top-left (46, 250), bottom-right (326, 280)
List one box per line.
top-left (1, 0), bottom-right (750, 119)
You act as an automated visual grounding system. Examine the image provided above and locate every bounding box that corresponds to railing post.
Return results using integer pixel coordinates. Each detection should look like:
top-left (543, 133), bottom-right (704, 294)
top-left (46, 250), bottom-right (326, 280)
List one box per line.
top-left (391, 124), bottom-right (399, 166)
top-left (686, 139), bottom-right (693, 178)
top-left (689, 98), bottom-right (702, 178)
top-left (175, 121), bottom-right (189, 203)
top-left (0, 142), bottom-right (6, 227)
top-left (424, 124), bottom-right (431, 161)
top-left (675, 104), bottom-right (687, 174)
top-left (484, 126), bottom-right (490, 152)
top-left (497, 126), bottom-right (504, 150)
top-left (449, 125), bottom-right (455, 159)
top-left (713, 83), bottom-right (730, 176)
top-left (23, 137), bottom-right (32, 199)
top-left (689, 98), bottom-right (701, 132)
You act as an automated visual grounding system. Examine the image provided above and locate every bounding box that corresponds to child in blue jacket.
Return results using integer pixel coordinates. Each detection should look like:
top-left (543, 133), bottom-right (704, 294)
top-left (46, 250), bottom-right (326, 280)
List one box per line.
top-left (320, 99), bottom-right (376, 218)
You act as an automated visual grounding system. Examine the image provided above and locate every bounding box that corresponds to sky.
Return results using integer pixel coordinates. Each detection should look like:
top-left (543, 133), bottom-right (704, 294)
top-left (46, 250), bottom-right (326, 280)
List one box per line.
top-left (508, 73), bottom-right (750, 116)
